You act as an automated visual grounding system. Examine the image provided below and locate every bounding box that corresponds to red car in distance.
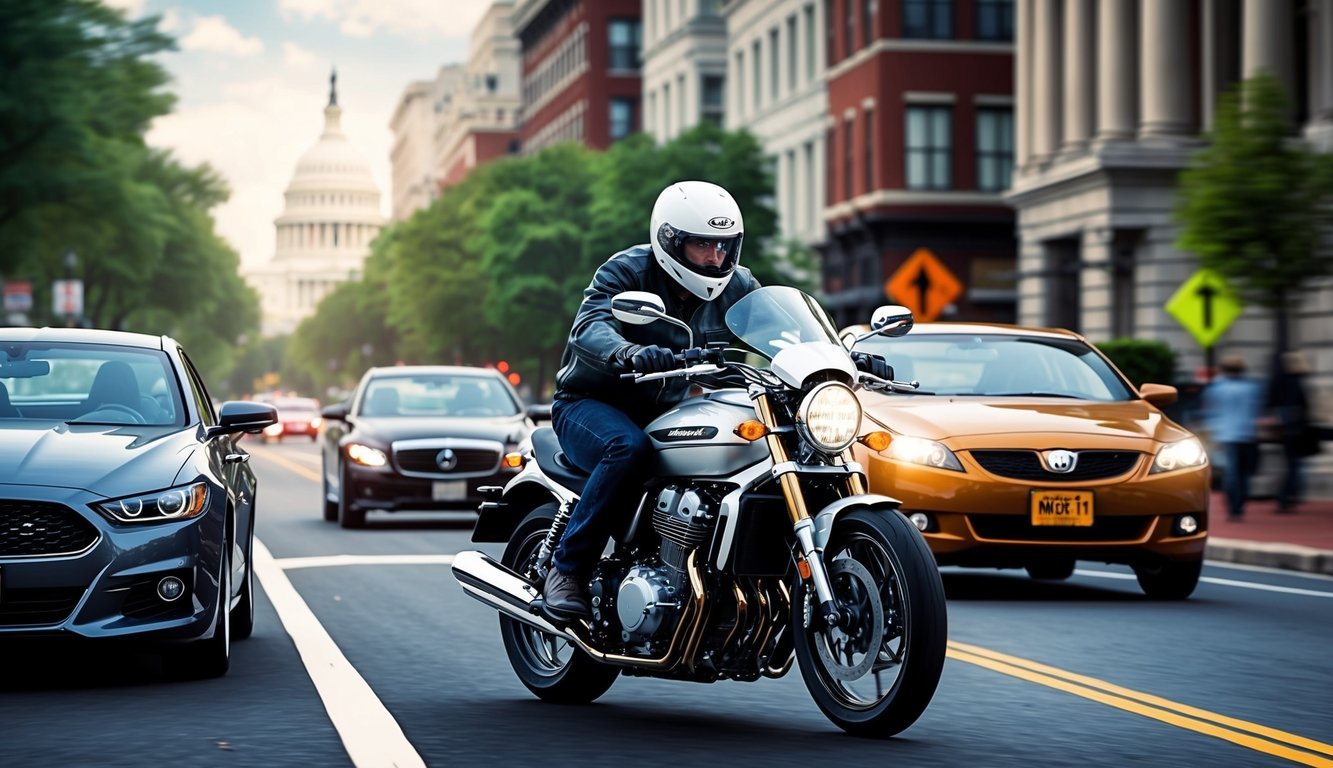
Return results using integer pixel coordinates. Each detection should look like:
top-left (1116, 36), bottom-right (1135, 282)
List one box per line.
top-left (262, 396), bottom-right (321, 442)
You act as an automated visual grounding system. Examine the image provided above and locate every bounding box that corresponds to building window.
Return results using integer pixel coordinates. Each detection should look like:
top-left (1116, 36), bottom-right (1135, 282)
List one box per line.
top-left (702, 74), bottom-right (724, 125)
top-left (864, 108), bottom-right (874, 193)
top-left (770, 28), bottom-right (780, 101)
top-left (905, 105), bottom-right (952, 190)
top-left (844, 117), bottom-right (854, 200)
top-left (611, 98), bottom-right (635, 141)
top-left (825, 0), bottom-right (836, 66)
top-left (609, 19), bottom-right (642, 70)
top-left (787, 15), bottom-right (798, 93)
top-left (975, 0), bottom-right (1013, 41)
top-left (862, 0), bottom-right (876, 48)
top-left (804, 4), bottom-right (816, 82)
top-left (734, 51), bottom-right (746, 116)
top-left (903, 0), bottom-right (952, 39)
top-left (975, 107), bottom-right (1013, 191)
top-left (845, 0), bottom-right (855, 54)
top-left (753, 40), bottom-right (762, 110)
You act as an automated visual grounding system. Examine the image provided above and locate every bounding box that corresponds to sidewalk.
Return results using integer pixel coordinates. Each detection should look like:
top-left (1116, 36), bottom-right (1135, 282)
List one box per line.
top-left (1205, 492), bottom-right (1333, 575)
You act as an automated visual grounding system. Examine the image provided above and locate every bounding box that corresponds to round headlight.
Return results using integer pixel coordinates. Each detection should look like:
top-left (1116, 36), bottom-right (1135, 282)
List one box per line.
top-left (797, 382), bottom-right (862, 454)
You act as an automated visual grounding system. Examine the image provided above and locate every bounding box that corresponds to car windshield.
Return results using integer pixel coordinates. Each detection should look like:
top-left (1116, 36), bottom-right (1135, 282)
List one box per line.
top-left (853, 333), bottom-right (1137, 401)
top-left (724, 285), bottom-right (843, 360)
top-left (357, 374), bottom-right (519, 418)
top-left (0, 342), bottom-right (185, 426)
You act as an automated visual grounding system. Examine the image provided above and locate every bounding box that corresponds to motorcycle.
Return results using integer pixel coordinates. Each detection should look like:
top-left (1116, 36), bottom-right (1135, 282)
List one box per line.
top-left (451, 285), bottom-right (947, 737)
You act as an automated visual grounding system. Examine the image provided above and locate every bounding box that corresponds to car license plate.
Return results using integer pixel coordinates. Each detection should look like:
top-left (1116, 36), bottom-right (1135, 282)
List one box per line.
top-left (432, 480), bottom-right (467, 501)
top-left (1030, 490), bottom-right (1094, 526)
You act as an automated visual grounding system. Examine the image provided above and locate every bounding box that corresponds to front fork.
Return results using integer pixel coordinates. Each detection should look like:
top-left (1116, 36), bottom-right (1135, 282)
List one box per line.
top-left (753, 392), bottom-right (864, 628)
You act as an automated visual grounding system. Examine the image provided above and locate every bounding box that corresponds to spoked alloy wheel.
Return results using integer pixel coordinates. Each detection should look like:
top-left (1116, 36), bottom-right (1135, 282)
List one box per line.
top-left (498, 504), bottom-right (618, 704)
top-left (793, 509), bottom-right (947, 738)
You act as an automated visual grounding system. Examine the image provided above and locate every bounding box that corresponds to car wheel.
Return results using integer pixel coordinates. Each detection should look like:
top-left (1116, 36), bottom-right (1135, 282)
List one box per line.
top-left (338, 462), bottom-right (366, 529)
top-left (1026, 560), bottom-right (1076, 580)
top-left (231, 531), bottom-right (255, 640)
top-left (1133, 556), bottom-right (1203, 600)
top-left (322, 463), bottom-right (338, 522)
top-left (164, 545), bottom-right (231, 679)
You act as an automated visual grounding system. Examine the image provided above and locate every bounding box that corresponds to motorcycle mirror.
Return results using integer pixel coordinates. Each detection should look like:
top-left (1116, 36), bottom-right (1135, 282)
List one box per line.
top-left (870, 305), bottom-right (914, 338)
top-left (611, 291), bottom-right (667, 326)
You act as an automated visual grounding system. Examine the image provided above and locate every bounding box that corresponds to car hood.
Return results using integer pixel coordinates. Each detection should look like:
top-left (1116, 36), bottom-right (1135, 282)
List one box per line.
top-left (859, 395), bottom-right (1193, 445)
top-left (0, 423), bottom-right (195, 496)
top-left (351, 415), bottom-right (530, 444)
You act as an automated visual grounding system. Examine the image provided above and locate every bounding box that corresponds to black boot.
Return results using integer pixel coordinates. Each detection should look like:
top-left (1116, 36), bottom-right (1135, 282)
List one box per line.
top-left (539, 567), bottom-right (590, 623)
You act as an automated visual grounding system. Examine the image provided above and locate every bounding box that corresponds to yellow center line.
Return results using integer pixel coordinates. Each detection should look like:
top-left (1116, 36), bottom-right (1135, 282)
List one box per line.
top-left (247, 444), bottom-right (322, 482)
top-left (948, 641), bottom-right (1333, 767)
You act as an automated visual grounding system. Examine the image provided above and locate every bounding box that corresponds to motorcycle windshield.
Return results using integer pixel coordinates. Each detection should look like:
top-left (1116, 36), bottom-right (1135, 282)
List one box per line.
top-left (724, 285), bottom-right (844, 360)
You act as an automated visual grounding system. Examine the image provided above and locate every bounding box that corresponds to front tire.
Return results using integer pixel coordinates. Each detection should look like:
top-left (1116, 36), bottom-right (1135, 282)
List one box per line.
top-left (231, 530), bottom-right (256, 640)
top-left (793, 508), bottom-right (947, 738)
top-left (337, 462), bottom-right (366, 529)
top-left (1133, 556), bottom-right (1202, 600)
top-left (499, 504), bottom-right (618, 704)
top-left (164, 544), bottom-right (231, 679)
top-left (322, 463), bottom-right (338, 522)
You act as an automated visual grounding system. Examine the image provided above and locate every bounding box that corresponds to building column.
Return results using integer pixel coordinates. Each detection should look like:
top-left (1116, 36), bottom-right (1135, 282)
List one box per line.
top-left (1097, 0), bottom-right (1136, 141)
top-left (1062, 0), bottom-right (1095, 151)
top-left (1139, 0), bottom-right (1191, 138)
top-left (1305, 0), bottom-right (1333, 149)
top-left (1242, 0), bottom-right (1295, 93)
top-left (1032, 0), bottom-right (1062, 159)
top-left (1079, 228), bottom-right (1115, 341)
top-left (1015, 0), bottom-right (1032, 168)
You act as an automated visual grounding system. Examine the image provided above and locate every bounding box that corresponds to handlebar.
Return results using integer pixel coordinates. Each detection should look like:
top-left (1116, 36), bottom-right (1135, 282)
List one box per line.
top-left (619, 347), bottom-right (726, 380)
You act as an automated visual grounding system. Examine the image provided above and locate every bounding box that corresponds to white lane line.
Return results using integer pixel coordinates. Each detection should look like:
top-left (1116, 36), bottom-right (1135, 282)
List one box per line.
top-left (253, 538), bottom-right (426, 768)
top-left (1074, 569), bottom-right (1333, 598)
top-left (1206, 560), bottom-right (1333, 582)
top-left (276, 554), bottom-right (456, 570)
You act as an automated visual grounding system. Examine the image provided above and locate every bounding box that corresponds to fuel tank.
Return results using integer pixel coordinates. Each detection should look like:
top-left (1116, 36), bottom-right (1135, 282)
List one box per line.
top-left (646, 390), bottom-right (768, 477)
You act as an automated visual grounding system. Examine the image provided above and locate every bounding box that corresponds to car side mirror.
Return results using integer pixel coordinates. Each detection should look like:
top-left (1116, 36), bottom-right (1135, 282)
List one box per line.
top-left (1138, 383), bottom-right (1178, 408)
top-left (526, 403), bottom-right (552, 423)
top-left (870, 305), bottom-right (914, 338)
top-left (321, 402), bottom-right (350, 421)
top-left (207, 401), bottom-right (277, 439)
top-left (611, 291), bottom-right (667, 325)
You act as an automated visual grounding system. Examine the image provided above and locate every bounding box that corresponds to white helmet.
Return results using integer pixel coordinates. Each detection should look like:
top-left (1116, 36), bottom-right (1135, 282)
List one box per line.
top-left (649, 180), bottom-right (744, 301)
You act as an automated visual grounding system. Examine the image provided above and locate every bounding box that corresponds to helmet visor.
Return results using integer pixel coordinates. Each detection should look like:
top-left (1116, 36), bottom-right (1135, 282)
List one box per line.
top-left (660, 228), bottom-right (742, 279)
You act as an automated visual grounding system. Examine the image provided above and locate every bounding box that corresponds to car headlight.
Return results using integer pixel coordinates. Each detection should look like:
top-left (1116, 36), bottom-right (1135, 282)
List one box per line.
top-left (346, 442), bottom-right (388, 468)
top-left (264, 423), bottom-right (283, 436)
top-left (797, 382), bottom-right (862, 454)
top-left (1151, 437), bottom-right (1208, 473)
top-left (97, 482), bottom-right (210, 524)
top-left (311, 416), bottom-right (322, 429)
top-left (884, 436), bottom-right (965, 471)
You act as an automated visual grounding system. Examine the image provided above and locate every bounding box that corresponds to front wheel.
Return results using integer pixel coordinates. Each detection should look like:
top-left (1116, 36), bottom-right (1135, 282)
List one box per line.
top-left (498, 504), bottom-right (618, 704)
top-left (793, 508), bottom-right (947, 738)
top-left (1133, 556), bottom-right (1202, 600)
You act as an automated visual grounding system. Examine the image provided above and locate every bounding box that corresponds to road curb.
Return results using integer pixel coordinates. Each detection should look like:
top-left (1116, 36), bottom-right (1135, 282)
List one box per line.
top-left (1206, 538), bottom-right (1333, 576)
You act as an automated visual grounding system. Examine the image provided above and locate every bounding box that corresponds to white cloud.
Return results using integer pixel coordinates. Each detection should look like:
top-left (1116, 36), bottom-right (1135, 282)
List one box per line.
top-left (103, 0), bottom-right (147, 17)
top-left (159, 8), bottom-right (181, 32)
top-left (180, 15), bottom-right (264, 56)
top-left (278, 0), bottom-right (491, 42)
top-left (283, 42), bottom-right (319, 70)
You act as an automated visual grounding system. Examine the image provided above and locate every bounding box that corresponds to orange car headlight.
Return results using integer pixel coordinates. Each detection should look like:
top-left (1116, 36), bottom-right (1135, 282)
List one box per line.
top-left (1151, 437), bottom-right (1208, 473)
top-left (884, 435), bottom-right (964, 472)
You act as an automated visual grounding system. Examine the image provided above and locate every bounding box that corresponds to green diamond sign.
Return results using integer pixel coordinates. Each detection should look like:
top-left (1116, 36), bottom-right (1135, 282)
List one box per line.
top-left (1165, 268), bottom-right (1244, 348)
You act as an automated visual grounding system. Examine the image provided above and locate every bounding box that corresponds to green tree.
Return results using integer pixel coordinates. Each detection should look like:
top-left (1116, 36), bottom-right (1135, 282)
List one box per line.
top-left (1175, 73), bottom-right (1333, 351)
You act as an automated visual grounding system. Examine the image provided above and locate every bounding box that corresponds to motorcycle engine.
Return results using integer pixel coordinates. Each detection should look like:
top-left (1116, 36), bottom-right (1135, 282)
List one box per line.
top-left (613, 484), bottom-right (722, 644)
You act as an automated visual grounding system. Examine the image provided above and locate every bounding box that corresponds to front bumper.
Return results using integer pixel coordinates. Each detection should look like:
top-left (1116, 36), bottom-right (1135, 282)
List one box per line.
top-left (857, 448), bottom-right (1210, 567)
top-left (0, 482), bottom-right (226, 640)
top-left (343, 464), bottom-right (519, 512)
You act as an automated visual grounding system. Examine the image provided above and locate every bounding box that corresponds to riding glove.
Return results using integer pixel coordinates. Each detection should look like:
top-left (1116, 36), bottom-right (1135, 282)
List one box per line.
top-left (629, 344), bottom-right (678, 374)
top-left (851, 351), bottom-right (894, 381)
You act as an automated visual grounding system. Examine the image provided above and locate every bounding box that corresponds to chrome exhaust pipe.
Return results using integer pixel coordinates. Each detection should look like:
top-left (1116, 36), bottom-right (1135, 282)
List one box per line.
top-left (451, 550), bottom-right (566, 636)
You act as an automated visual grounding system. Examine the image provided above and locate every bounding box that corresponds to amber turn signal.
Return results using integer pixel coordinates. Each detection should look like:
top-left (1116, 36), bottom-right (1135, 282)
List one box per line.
top-left (502, 452), bottom-right (526, 469)
top-left (858, 431), bottom-right (893, 452)
top-left (734, 420), bottom-right (769, 441)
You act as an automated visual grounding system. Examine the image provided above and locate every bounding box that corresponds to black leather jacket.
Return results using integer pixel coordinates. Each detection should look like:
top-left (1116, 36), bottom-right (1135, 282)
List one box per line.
top-left (554, 245), bottom-right (761, 423)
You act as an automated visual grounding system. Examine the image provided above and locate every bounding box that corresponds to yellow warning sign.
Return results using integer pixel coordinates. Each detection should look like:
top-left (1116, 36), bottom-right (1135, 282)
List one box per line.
top-left (1165, 268), bottom-right (1243, 348)
top-left (884, 248), bottom-right (963, 323)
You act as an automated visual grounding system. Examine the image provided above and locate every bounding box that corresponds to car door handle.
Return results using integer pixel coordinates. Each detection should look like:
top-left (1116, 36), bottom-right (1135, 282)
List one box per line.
top-left (224, 453), bottom-right (250, 464)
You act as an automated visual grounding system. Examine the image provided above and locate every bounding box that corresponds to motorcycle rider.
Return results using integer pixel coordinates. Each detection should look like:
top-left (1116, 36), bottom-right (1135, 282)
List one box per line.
top-left (539, 180), bottom-right (891, 623)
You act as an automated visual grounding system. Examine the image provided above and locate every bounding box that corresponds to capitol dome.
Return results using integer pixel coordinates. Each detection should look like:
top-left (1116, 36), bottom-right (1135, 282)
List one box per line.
top-left (245, 71), bottom-right (387, 336)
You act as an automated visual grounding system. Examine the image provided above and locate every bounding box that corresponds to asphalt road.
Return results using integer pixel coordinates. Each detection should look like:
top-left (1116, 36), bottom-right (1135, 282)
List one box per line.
top-left (2, 438), bottom-right (1331, 767)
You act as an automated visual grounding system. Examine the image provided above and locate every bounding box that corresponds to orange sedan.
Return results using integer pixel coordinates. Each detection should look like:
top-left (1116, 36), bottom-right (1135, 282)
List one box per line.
top-left (848, 323), bottom-right (1210, 599)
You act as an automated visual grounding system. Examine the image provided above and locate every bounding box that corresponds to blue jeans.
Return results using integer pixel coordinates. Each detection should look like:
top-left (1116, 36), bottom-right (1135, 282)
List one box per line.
top-left (1222, 441), bottom-right (1259, 518)
top-left (550, 397), bottom-right (652, 578)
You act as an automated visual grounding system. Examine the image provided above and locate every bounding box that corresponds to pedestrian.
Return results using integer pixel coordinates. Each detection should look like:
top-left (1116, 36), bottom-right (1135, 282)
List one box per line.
top-left (1266, 350), bottom-right (1319, 513)
top-left (536, 180), bottom-right (891, 623)
top-left (1202, 354), bottom-right (1265, 520)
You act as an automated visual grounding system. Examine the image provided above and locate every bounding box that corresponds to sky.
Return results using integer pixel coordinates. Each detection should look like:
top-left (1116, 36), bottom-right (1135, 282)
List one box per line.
top-left (104, 0), bottom-right (494, 270)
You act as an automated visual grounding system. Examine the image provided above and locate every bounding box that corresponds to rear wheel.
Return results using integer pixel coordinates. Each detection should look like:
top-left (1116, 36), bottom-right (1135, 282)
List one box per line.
top-left (337, 462), bottom-right (366, 529)
top-left (793, 508), bottom-right (947, 738)
top-left (499, 504), bottom-right (618, 704)
top-left (1133, 556), bottom-right (1202, 600)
